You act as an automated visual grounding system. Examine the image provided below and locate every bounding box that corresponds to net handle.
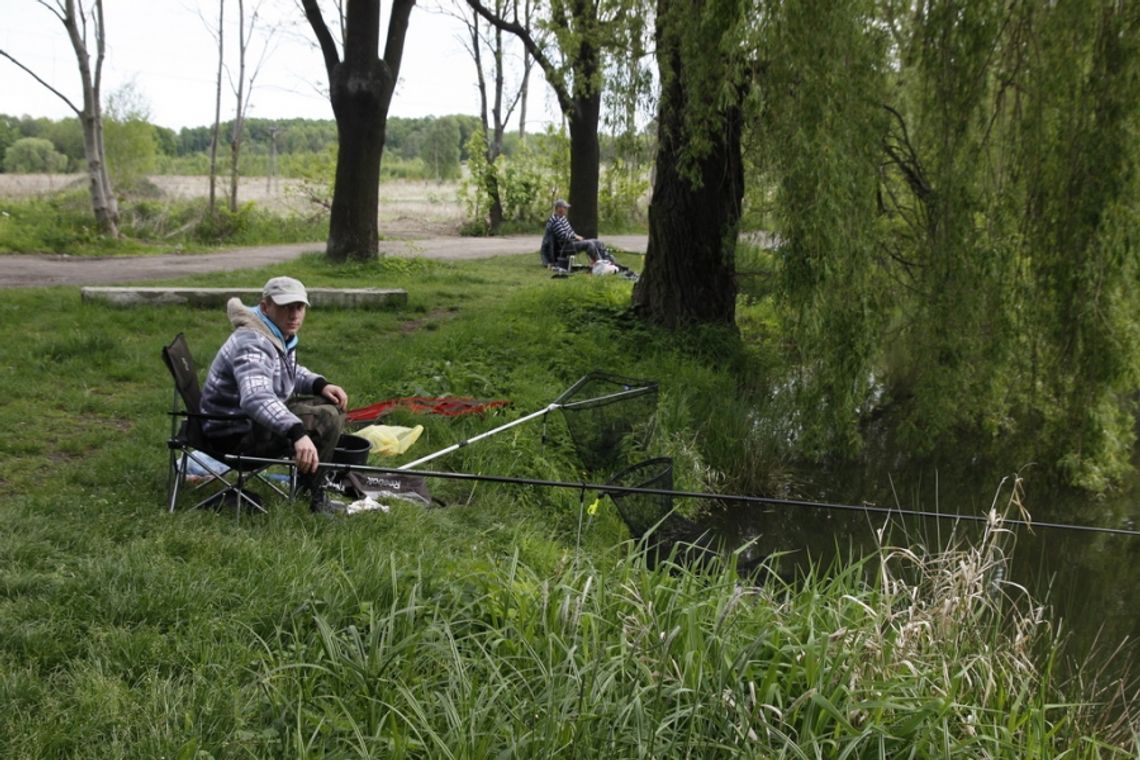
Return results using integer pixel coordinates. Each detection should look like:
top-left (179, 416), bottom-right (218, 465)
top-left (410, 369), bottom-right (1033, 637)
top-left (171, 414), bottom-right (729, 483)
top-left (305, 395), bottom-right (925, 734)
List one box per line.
top-left (398, 403), bottom-right (560, 470)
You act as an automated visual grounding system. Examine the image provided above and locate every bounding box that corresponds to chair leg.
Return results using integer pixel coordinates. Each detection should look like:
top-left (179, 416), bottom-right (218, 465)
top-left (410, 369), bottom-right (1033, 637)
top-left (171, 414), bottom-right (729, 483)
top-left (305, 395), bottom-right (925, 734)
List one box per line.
top-left (168, 447), bottom-right (188, 513)
top-left (168, 446), bottom-right (294, 514)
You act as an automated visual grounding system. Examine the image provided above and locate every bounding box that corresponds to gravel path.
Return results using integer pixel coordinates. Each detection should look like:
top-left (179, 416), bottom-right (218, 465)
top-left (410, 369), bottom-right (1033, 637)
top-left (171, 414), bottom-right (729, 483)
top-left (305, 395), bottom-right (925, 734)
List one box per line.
top-left (0, 234), bottom-right (649, 288)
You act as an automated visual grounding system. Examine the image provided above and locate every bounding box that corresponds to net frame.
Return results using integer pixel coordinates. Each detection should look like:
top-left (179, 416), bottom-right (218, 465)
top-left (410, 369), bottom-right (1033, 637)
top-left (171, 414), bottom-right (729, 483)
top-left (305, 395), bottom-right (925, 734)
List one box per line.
top-left (553, 372), bottom-right (659, 473)
top-left (604, 457), bottom-right (676, 539)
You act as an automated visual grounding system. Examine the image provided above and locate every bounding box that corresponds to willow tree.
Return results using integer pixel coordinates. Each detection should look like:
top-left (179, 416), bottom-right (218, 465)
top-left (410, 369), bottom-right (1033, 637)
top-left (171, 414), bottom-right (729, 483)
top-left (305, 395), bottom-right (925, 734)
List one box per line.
top-left (760, 0), bottom-right (1140, 486)
top-left (630, 0), bottom-right (747, 328)
top-left (1011, 1), bottom-right (1140, 487)
top-left (863, 0), bottom-right (1140, 486)
top-left (302, 0), bottom-right (414, 261)
top-left (754, 0), bottom-right (889, 455)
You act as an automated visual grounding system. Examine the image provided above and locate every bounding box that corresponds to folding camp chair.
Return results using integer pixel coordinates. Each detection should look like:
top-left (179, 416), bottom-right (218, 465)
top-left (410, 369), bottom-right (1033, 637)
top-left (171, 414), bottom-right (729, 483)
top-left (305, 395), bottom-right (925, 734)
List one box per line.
top-left (540, 228), bottom-right (579, 274)
top-left (162, 333), bottom-right (294, 513)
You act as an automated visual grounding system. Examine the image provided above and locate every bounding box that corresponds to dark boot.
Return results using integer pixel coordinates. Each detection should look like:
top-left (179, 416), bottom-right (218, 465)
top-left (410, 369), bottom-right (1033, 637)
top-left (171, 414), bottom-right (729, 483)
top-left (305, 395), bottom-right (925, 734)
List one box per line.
top-left (301, 472), bottom-right (347, 514)
top-left (309, 488), bottom-right (348, 515)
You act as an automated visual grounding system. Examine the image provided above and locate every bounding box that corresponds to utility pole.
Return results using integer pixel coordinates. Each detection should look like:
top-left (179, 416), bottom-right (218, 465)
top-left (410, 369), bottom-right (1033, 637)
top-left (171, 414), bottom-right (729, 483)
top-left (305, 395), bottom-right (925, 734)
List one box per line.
top-left (266, 124), bottom-right (282, 194)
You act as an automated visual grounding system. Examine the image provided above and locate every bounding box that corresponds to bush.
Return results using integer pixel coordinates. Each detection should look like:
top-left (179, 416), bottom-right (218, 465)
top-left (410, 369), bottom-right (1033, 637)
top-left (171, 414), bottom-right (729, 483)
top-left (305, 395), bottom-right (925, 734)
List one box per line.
top-left (4, 137), bottom-right (69, 173)
top-left (598, 158), bottom-right (649, 231)
top-left (461, 129), bottom-right (573, 235)
top-left (0, 191), bottom-right (110, 254)
top-left (182, 201), bottom-right (326, 246)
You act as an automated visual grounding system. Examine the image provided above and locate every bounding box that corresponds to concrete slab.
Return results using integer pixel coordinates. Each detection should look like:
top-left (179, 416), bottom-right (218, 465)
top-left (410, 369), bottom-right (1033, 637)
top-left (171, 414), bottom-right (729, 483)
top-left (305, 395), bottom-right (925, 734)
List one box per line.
top-left (80, 286), bottom-right (407, 309)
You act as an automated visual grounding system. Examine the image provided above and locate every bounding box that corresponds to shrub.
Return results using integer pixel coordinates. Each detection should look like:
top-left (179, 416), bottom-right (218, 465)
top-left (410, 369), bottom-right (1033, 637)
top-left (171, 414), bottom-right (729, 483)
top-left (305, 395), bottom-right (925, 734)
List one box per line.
top-left (4, 137), bottom-right (69, 173)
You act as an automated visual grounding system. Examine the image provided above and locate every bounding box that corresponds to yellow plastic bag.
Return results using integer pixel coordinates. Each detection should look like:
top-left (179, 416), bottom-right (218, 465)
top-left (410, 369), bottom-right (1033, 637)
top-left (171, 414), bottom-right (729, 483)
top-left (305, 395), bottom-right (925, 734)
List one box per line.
top-left (354, 424), bottom-right (424, 457)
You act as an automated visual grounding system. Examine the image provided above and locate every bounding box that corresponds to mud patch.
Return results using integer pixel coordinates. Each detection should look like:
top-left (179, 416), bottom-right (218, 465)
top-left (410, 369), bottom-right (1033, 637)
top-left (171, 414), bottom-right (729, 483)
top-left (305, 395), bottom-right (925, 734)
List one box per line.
top-left (400, 306), bottom-right (459, 333)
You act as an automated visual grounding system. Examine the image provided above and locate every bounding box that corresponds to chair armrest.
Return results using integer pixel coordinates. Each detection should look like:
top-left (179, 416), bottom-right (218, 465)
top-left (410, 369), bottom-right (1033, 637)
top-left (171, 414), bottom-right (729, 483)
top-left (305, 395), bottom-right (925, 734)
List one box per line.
top-left (168, 410), bottom-right (250, 423)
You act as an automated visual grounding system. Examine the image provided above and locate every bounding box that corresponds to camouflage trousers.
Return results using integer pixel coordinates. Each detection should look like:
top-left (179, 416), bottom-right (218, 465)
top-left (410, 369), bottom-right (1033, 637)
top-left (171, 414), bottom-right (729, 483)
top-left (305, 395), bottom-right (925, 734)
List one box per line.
top-left (207, 396), bottom-right (345, 489)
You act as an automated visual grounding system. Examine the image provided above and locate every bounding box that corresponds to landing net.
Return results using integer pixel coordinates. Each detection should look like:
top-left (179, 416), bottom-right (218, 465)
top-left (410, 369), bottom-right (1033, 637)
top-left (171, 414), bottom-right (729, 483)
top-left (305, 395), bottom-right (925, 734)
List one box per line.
top-left (604, 457), bottom-right (676, 540)
top-left (553, 372), bottom-right (659, 473)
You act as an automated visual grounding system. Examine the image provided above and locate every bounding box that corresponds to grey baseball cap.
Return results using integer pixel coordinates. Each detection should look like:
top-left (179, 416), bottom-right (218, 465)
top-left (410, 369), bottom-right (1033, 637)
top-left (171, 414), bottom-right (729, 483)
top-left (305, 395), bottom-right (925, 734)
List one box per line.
top-left (262, 276), bottom-right (310, 306)
top-left (554, 198), bottom-right (571, 208)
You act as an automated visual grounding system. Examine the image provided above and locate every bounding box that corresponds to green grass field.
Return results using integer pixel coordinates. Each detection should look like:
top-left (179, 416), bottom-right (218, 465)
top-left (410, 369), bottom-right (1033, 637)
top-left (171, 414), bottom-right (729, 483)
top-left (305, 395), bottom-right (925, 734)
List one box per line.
top-left (1, 250), bottom-right (1135, 757)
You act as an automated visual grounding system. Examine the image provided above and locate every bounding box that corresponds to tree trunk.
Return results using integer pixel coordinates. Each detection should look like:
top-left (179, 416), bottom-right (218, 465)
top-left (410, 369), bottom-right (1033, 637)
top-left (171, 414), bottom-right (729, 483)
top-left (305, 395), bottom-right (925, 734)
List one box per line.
top-left (567, 92), bottom-right (601, 238)
top-left (69, 0), bottom-right (118, 236)
top-left (304, 0), bottom-right (413, 262)
top-left (518, 50), bottom-right (530, 140)
top-left (82, 106), bottom-right (119, 236)
top-left (327, 68), bottom-right (387, 260)
top-left (228, 0), bottom-right (247, 213)
top-left (209, 0), bottom-right (224, 215)
top-left (631, 0), bottom-right (742, 328)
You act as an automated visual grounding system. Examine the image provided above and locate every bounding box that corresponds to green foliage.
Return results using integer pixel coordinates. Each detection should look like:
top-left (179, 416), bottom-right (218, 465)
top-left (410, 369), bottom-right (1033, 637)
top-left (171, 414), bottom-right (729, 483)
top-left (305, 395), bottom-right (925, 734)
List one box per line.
top-left (419, 116), bottom-right (462, 180)
top-left (103, 119), bottom-right (158, 186)
top-left (1006, 2), bottom-right (1140, 489)
top-left (598, 157), bottom-right (649, 231)
top-left (184, 201), bottom-right (324, 246)
top-left (0, 190), bottom-right (111, 253)
top-left (38, 118), bottom-right (84, 167)
top-left (751, 0), bottom-right (1140, 487)
top-left (0, 192), bottom-right (325, 254)
top-left (461, 128), bottom-right (571, 235)
top-left (757, 0), bottom-right (889, 458)
top-left (3, 137), bottom-right (69, 173)
top-left (154, 153), bottom-right (211, 175)
top-left (287, 144), bottom-right (338, 214)
top-left (0, 114), bottom-right (20, 166)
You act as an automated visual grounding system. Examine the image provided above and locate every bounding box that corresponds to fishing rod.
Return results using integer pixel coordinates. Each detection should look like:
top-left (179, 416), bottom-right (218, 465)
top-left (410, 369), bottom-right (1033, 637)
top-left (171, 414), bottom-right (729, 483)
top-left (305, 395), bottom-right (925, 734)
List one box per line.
top-left (397, 379), bottom-right (656, 471)
top-left (223, 454), bottom-right (1140, 538)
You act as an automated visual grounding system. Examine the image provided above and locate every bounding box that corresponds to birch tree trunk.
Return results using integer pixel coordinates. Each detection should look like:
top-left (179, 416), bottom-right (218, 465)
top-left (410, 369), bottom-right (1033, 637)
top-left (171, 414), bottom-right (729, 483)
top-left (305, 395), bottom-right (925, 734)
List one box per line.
top-left (0, 0), bottom-right (119, 235)
top-left (209, 0), bottom-right (225, 215)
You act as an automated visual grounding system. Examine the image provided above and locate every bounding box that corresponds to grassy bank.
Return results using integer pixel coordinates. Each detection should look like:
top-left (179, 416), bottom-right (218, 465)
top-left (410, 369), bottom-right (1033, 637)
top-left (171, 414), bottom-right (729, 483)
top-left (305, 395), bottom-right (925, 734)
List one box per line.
top-left (0, 251), bottom-right (1134, 756)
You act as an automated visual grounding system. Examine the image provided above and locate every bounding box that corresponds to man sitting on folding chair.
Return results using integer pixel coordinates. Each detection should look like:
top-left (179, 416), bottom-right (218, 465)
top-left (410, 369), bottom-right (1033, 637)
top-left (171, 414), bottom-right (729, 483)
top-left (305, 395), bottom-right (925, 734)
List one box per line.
top-left (545, 198), bottom-right (615, 270)
top-left (545, 199), bottom-right (637, 279)
top-left (199, 276), bottom-right (349, 514)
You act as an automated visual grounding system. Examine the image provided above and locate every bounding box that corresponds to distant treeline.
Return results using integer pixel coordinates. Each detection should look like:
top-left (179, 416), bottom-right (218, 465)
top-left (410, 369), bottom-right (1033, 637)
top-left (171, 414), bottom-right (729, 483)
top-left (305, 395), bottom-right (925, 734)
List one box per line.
top-left (0, 113), bottom-right (647, 181)
top-left (0, 113), bottom-right (487, 179)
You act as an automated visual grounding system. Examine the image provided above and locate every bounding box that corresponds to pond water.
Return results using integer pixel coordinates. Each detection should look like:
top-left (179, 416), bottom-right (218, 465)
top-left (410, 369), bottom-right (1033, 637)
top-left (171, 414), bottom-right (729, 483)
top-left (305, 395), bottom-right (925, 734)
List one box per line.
top-left (706, 455), bottom-right (1140, 685)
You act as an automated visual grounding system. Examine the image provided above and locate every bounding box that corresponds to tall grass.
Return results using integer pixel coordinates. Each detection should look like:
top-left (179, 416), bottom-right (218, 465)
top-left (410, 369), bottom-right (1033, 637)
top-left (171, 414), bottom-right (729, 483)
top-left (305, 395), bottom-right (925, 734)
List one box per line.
top-left (252, 491), bottom-right (1124, 757)
top-left (0, 252), bottom-right (1135, 756)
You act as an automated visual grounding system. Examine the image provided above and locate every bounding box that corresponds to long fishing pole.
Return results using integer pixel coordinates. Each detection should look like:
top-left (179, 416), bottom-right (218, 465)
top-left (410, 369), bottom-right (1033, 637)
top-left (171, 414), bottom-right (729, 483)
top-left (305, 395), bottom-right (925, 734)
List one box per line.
top-left (223, 455), bottom-right (1140, 538)
top-left (397, 383), bottom-right (657, 470)
top-left (397, 403), bottom-right (559, 470)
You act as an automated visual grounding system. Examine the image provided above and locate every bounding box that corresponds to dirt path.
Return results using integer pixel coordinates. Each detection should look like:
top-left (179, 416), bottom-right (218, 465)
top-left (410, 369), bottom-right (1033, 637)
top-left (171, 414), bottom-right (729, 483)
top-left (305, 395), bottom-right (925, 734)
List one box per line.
top-left (0, 234), bottom-right (649, 288)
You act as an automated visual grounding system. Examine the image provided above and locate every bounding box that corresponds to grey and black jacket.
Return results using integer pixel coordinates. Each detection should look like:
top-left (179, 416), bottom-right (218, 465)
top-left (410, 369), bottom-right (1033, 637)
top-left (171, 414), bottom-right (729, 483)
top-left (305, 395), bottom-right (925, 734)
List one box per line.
top-left (199, 298), bottom-right (329, 443)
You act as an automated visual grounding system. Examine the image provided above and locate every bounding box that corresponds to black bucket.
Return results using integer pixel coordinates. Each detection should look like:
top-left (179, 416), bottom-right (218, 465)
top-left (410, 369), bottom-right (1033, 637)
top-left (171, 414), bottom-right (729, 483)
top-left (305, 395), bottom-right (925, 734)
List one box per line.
top-left (333, 433), bottom-right (371, 465)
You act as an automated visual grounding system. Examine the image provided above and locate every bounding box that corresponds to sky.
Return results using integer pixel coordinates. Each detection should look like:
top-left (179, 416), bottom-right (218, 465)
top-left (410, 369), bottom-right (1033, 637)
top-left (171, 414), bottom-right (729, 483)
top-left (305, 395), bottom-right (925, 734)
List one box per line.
top-left (0, 0), bottom-right (560, 132)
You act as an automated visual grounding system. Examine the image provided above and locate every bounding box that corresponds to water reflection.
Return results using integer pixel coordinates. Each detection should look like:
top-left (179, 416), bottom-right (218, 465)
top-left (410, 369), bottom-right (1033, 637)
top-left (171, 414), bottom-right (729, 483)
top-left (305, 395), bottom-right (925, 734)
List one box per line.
top-left (706, 461), bottom-right (1140, 683)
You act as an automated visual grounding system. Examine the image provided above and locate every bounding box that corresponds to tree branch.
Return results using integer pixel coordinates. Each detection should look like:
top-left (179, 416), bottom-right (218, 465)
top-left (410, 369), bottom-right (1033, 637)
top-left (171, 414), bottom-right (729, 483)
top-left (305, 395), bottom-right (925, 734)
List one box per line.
top-left (465, 0), bottom-right (572, 113)
top-left (382, 0), bottom-right (416, 85)
top-left (881, 102), bottom-right (932, 201)
top-left (300, 0), bottom-right (340, 77)
top-left (0, 50), bottom-right (81, 114)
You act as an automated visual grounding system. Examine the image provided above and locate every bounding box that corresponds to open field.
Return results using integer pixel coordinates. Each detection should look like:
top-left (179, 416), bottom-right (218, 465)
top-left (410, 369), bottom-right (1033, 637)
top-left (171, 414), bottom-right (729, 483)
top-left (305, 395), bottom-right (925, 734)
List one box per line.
top-left (0, 174), bottom-right (466, 238)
